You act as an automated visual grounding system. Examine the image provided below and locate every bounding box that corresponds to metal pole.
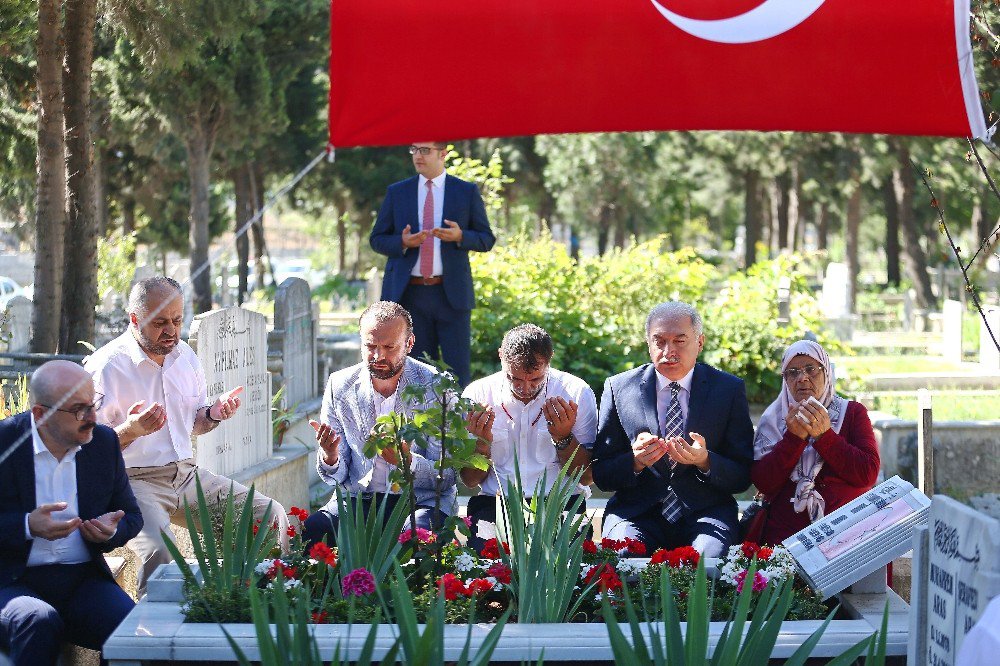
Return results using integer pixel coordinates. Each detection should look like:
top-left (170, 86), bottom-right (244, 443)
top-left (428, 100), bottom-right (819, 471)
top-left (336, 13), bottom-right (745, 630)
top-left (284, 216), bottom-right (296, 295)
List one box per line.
top-left (917, 388), bottom-right (934, 496)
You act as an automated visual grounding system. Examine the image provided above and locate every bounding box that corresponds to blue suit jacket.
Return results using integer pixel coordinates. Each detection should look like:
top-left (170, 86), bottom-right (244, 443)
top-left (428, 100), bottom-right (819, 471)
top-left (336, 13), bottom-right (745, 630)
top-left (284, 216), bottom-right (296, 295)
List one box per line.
top-left (0, 412), bottom-right (143, 588)
top-left (370, 174), bottom-right (495, 311)
top-left (591, 362), bottom-right (754, 522)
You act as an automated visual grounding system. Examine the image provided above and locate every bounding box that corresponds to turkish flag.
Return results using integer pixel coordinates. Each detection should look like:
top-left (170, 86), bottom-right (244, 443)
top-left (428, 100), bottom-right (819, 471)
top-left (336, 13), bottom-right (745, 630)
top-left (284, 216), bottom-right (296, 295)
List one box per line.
top-left (328, 0), bottom-right (986, 147)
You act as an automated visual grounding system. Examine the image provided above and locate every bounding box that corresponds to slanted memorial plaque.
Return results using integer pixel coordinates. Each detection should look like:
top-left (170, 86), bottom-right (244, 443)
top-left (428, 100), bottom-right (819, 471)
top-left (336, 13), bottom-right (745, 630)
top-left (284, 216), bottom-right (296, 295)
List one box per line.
top-left (908, 495), bottom-right (1000, 666)
top-left (783, 476), bottom-right (931, 599)
top-left (189, 307), bottom-right (272, 477)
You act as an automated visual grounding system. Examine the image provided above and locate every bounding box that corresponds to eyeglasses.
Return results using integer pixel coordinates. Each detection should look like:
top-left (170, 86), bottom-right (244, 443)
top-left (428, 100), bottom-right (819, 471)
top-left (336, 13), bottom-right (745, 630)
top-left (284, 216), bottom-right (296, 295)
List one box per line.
top-left (40, 393), bottom-right (104, 421)
top-left (782, 365), bottom-right (823, 381)
top-left (408, 145), bottom-right (439, 156)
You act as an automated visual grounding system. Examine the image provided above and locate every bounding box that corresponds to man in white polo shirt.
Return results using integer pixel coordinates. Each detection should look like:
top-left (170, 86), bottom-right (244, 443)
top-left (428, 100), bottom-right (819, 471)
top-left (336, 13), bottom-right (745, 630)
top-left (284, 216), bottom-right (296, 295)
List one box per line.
top-left (460, 324), bottom-right (595, 552)
top-left (84, 277), bottom-right (288, 595)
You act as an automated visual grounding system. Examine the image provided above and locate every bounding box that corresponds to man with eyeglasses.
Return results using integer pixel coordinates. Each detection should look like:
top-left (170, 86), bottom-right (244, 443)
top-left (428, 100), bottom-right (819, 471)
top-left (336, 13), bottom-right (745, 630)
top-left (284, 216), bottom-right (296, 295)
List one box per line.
top-left (460, 324), bottom-right (595, 553)
top-left (83, 276), bottom-right (288, 597)
top-left (591, 302), bottom-right (754, 557)
top-left (0, 360), bottom-right (142, 665)
top-left (369, 141), bottom-right (496, 387)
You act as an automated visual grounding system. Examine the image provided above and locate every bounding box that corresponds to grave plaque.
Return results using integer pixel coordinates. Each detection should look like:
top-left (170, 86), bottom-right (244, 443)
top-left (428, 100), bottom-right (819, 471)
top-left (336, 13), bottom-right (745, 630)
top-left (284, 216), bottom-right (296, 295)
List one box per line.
top-left (783, 476), bottom-right (931, 599)
top-left (274, 277), bottom-right (316, 407)
top-left (1, 296), bottom-right (32, 353)
top-left (919, 496), bottom-right (1000, 666)
top-left (942, 299), bottom-right (963, 364)
top-left (189, 307), bottom-right (272, 477)
top-left (821, 262), bottom-right (851, 318)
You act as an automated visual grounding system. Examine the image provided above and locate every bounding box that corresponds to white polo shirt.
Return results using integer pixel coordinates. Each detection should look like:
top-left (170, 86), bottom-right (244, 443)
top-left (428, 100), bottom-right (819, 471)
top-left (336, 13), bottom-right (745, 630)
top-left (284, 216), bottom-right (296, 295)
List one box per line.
top-left (85, 330), bottom-right (208, 468)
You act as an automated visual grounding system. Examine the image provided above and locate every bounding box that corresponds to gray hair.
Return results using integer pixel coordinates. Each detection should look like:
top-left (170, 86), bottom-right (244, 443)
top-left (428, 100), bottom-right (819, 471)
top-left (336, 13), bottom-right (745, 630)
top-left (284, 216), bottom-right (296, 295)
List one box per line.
top-left (645, 301), bottom-right (704, 337)
top-left (359, 301), bottom-right (413, 337)
top-left (499, 324), bottom-right (553, 371)
top-left (127, 277), bottom-right (183, 318)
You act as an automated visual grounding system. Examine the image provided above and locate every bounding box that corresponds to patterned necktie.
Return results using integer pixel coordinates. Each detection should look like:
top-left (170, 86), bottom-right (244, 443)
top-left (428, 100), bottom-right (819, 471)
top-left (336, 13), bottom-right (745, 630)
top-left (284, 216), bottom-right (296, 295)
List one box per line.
top-left (419, 180), bottom-right (435, 278)
top-left (661, 382), bottom-right (683, 523)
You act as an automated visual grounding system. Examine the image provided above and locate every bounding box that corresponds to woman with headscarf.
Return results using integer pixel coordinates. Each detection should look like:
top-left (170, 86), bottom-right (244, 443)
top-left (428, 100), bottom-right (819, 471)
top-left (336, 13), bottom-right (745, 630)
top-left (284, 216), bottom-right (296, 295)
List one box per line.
top-left (750, 340), bottom-right (880, 546)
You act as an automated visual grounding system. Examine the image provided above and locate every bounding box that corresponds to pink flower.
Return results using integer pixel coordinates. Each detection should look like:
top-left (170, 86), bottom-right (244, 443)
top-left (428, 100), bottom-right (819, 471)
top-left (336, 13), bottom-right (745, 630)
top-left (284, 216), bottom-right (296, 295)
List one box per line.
top-left (399, 528), bottom-right (436, 545)
top-left (462, 516), bottom-right (472, 528)
top-left (341, 568), bottom-right (376, 597)
top-left (735, 569), bottom-right (769, 594)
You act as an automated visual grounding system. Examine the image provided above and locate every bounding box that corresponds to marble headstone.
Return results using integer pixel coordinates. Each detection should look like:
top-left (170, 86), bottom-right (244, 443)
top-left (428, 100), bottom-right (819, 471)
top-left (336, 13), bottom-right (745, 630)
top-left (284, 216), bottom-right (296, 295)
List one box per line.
top-left (942, 299), bottom-right (963, 364)
top-left (909, 495), bottom-right (1000, 666)
top-left (188, 307), bottom-right (272, 477)
top-left (1, 296), bottom-right (31, 353)
top-left (273, 278), bottom-right (316, 408)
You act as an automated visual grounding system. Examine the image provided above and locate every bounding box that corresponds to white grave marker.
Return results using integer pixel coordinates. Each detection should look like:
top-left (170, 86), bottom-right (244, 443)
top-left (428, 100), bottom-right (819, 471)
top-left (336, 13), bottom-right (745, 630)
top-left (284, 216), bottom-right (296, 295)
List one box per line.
top-left (942, 299), bottom-right (963, 364)
top-left (189, 307), bottom-right (271, 477)
top-left (273, 277), bottom-right (316, 407)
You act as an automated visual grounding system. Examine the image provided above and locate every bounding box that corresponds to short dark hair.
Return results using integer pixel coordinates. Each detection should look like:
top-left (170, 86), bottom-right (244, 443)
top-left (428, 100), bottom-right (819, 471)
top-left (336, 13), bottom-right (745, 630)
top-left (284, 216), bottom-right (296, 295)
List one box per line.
top-left (127, 276), bottom-right (183, 317)
top-left (499, 324), bottom-right (553, 372)
top-left (359, 301), bottom-right (413, 336)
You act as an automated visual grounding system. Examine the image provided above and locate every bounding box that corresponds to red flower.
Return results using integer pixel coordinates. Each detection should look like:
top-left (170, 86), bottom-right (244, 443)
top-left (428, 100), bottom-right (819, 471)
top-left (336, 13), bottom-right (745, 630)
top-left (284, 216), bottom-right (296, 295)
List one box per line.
top-left (600, 537), bottom-right (624, 551)
top-left (468, 578), bottom-right (494, 594)
top-left (311, 611), bottom-right (329, 624)
top-left (584, 563), bottom-right (622, 592)
top-left (309, 542), bottom-right (337, 567)
top-left (650, 546), bottom-right (699, 568)
top-left (486, 563), bottom-right (511, 585)
top-left (624, 538), bottom-right (646, 556)
top-left (757, 547), bottom-right (773, 561)
top-left (479, 538), bottom-right (509, 559)
top-left (287, 525), bottom-right (298, 538)
top-left (741, 542), bottom-right (761, 559)
top-left (437, 573), bottom-right (470, 601)
top-left (289, 506), bottom-right (309, 521)
top-left (583, 540), bottom-right (597, 554)
top-left (266, 560), bottom-right (299, 580)
top-left (650, 549), bottom-right (669, 565)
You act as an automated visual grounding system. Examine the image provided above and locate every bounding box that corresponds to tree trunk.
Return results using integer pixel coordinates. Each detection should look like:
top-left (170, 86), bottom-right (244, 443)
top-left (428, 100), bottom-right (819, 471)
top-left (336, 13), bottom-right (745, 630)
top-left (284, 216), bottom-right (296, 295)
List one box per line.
top-left (336, 212), bottom-right (347, 274)
top-left (882, 178), bottom-right (902, 287)
top-left (122, 198), bottom-right (136, 263)
top-left (249, 162), bottom-right (276, 288)
top-left (232, 166), bottom-right (252, 304)
top-left (743, 170), bottom-right (761, 269)
top-left (893, 141), bottom-right (937, 309)
top-left (185, 131), bottom-right (213, 314)
top-left (31, 0), bottom-right (66, 353)
top-left (787, 166), bottom-right (801, 250)
top-left (776, 173), bottom-right (790, 252)
top-left (60, 0), bottom-right (99, 354)
top-left (845, 179), bottom-right (862, 314)
top-left (817, 204), bottom-right (830, 251)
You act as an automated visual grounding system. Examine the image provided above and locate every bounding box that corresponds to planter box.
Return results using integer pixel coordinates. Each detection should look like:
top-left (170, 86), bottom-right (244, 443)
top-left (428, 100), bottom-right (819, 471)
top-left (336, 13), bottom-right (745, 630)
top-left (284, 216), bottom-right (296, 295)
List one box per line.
top-left (104, 564), bottom-right (909, 664)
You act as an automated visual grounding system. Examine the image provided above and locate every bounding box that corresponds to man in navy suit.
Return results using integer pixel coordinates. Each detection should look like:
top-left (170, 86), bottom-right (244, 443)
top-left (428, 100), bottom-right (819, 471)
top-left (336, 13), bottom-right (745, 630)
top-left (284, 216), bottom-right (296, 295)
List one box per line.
top-left (591, 302), bottom-right (754, 557)
top-left (0, 361), bottom-right (142, 665)
top-left (370, 141), bottom-right (496, 387)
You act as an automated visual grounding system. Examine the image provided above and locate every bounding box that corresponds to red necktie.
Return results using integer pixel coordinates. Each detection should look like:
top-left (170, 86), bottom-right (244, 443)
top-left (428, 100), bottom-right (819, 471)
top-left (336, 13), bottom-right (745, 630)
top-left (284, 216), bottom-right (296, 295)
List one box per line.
top-left (420, 180), bottom-right (435, 279)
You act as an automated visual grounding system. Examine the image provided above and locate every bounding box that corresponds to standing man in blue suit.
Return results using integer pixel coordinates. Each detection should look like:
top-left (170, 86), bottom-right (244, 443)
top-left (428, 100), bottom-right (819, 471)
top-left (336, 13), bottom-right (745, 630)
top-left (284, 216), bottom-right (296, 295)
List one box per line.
top-left (370, 141), bottom-right (496, 387)
top-left (0, 361), bottom-right (142, 665)
top-left (591, 302), bottom-right (754, 557)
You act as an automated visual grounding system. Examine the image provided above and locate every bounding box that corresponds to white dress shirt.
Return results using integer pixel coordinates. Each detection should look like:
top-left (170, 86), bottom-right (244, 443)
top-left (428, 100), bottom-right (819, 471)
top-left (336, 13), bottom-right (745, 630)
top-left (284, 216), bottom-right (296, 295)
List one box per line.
top-left (85, 330), bottom-right (208, 468)
top-left (655, 366), bottom-right (694, 436)
top-left (24, 414), bottom-right (91, 566)
top-left (463, 367), bottom-right (597, 497)
top-left (409, 172), bottom-right (446, 277)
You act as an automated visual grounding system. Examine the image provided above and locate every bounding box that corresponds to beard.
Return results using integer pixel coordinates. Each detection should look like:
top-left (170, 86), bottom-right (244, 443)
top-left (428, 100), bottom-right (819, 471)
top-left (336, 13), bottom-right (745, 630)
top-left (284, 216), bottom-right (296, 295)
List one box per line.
top-left (510, 381), bottom-right (545, 403)
top-left (137, 330), bottom-right (177, 357)
top-left (368, 357), bottom-right (405, 381)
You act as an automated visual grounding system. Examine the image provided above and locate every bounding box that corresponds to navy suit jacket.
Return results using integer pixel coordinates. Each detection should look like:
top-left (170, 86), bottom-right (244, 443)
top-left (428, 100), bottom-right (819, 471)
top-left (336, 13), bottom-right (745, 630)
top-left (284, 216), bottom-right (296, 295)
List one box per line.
top-left (0, 412), bottom-right (143, 588)
top-left (370, 174), bottom-right (495, 311)
top-left (591, 362), bottom-right (754, 522)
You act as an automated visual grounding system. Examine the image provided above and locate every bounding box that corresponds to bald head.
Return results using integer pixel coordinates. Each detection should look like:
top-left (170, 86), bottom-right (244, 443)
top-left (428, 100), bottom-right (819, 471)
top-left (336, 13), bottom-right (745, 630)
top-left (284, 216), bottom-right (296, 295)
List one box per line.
top-left (30, 360), bottom-right (93, 407)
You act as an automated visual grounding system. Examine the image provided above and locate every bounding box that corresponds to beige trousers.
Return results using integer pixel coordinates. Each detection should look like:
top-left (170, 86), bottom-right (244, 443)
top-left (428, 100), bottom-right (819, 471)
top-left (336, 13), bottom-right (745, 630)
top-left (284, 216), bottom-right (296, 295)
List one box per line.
top-left (127, 459), bottom-right (290, 596)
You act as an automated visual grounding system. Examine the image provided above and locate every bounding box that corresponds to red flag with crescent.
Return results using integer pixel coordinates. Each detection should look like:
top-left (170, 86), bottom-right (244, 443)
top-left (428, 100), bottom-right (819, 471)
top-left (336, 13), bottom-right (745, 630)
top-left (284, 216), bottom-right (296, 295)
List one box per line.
top-left (328, 0), bottom-right (987, 147)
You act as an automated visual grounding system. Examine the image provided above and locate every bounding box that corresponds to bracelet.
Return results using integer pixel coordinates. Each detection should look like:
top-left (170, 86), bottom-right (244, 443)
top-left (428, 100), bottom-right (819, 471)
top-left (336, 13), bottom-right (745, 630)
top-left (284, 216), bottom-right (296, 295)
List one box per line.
top-left (551, 434), bottom-right (574, 451)
top-left (205, 406), bottom-right (221, 424)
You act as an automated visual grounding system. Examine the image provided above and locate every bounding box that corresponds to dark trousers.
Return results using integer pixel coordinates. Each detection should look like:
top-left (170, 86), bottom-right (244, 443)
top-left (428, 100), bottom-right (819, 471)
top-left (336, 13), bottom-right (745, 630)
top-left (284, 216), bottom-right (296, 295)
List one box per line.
top-left (0, 562), bottom-right (134, 666)
top-left (400, 284), bottom-right (471, 387)
top-left (302, 493), bottom-right (447, 550)
top-left (465, 494), bottom-right (590, 554)
top-left (601, 502), bottom-right (738, 558)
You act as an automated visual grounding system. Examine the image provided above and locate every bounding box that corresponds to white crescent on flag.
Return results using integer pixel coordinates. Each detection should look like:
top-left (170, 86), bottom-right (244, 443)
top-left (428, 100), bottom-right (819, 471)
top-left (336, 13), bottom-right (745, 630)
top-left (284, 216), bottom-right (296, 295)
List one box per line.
top-left (649, 0), bottom-right (827, 44)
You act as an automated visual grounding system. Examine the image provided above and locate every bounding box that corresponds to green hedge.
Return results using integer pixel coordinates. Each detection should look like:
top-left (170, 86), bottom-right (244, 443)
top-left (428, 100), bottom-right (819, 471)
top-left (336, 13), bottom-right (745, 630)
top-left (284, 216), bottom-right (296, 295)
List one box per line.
top-left (470, 236), bottom-right (840, 405)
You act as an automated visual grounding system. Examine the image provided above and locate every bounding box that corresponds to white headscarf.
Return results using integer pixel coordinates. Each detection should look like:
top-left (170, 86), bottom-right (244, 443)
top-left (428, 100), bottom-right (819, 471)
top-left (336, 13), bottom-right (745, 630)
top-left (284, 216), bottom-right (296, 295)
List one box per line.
top-left (752, 340), bottom-right (849, 522)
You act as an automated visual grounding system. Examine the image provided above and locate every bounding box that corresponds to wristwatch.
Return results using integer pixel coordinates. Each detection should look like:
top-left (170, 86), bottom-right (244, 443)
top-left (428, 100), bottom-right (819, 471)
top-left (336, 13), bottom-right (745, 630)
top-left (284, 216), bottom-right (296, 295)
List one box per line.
top-left (551, 434), bottom-right (574, 451)
top-left (205, 406), bottom-right (221, 424)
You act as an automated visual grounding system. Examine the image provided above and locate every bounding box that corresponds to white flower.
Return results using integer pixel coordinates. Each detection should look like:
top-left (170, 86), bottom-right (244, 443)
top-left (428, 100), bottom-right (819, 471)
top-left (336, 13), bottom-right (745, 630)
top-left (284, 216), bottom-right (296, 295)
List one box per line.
top-left (594, 592), bottom-right (604, 602)
top-left (476, 521), bottom-right (497, 540)
top-left (454, 552), bottom-right (476, 572)
top-left (485, 576), bottom-right (501, 591)
top-left (580, 564), bottom-right (596, 580)
top-left (284, 578), bottom-right (302, 591)
top-left (616, 560), bottom-right (640, 577)
top-left (255, 559), bottom-right (275, 576)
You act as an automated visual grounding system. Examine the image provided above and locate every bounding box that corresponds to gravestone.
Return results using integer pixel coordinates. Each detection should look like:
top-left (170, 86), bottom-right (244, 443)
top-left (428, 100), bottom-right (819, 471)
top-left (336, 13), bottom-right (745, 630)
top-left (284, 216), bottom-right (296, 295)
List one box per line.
top-left (821, 262), bottom-right (853, 339)
top-left (980, 306), bottom-right (1000, 370)
top-left (776, 276), bottom-right (791, 326)
top-left (365, 267), bottom-right (382, 306)
top-left (273, 278), bottom-right (316, 407)
top-left (909, 495), bottom-right (1000, 666)
top-left (1, 296), bottom-right (31, 353)
top-left (942, 299), bottom-right (963, 364)
top-left (783, 476), bottom-right (931, 600)
top-left (188, 307), bottom-right (272, 477)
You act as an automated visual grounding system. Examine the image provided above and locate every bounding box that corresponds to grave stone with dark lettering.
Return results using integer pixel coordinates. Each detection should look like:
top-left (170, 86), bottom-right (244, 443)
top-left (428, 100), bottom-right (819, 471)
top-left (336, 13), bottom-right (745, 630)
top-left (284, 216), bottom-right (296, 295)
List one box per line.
top-left (908, 495), bottom-right (1000, 666)
top-left (273, 278), bottom-right (316, 407)
top-left (188, 307), bottom-right (272, 477)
